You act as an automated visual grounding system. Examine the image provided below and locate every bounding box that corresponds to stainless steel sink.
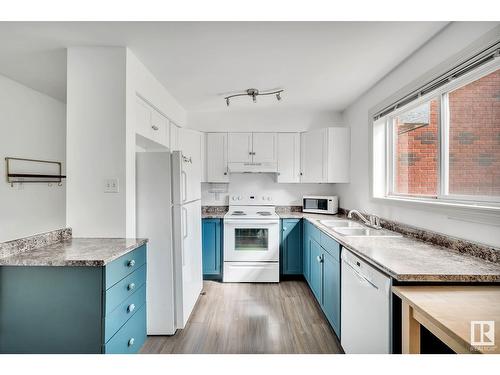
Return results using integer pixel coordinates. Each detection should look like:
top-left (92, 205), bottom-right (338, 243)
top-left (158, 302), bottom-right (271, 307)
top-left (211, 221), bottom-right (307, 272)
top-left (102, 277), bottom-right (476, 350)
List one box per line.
top-left (332, 227), bottom-right (402, 238)
top-left (319, 219), bottom-right (363, 228)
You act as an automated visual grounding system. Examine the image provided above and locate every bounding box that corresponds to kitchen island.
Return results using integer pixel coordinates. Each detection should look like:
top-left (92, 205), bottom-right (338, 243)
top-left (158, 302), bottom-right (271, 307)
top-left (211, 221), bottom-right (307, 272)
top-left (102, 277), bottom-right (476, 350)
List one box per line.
top-left (0, 231), bottom-right (148, 354)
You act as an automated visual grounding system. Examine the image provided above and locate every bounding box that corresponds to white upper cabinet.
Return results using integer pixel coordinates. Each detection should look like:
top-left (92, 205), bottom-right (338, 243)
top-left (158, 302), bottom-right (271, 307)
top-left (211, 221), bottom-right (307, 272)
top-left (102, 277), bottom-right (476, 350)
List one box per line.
top-left (135, 95), bottom-right (169, 147)
top-left (206, 133), bottom-right (229, 183)
top-left (277, 133), bottom-right (300, 183)
top-left (178, 127), bottom-right (202, 201)
top-left (228, 133), bottom-right (253, 163)
top-left (170, 122), bottom-right (180, 151)
top-left (252, 132), bottom-right (277, 163)
top-left (150, 108), bottom-right (169, 146)
top-left (300, 127), bottom-right (350, 183)
top-left (227, 132), bottom-right (277, 172)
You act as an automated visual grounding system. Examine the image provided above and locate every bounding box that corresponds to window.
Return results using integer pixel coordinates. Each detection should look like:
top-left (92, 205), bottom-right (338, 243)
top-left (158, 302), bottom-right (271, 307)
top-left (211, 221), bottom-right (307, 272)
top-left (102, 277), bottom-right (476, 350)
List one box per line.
top-left (374, 57), bottom-right (500, 209)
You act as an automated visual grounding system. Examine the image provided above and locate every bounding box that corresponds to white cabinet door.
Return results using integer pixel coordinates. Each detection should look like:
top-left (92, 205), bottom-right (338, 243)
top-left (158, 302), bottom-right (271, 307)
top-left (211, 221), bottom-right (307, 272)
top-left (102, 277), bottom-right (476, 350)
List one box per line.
top-left (277, 133), bottom-right (300, 183)
top-left (252, 132), bottom-right (277, 163)
top-left (228, 133), bottom-right (253, 163)
top-left (206, 133), bottom-right (229, 183)
top-left (150, 108), bottom-right (169, 147)
top-left (326, 127), bottom-right (350, 183)
top-left (170, 122), bottom-right (180, 151)
top-left (300, 128), bottom-right (327, 183)
top-left (135, 96), bottom-right (152, 139)
top-left (178, 128), bottom-right (202, 202)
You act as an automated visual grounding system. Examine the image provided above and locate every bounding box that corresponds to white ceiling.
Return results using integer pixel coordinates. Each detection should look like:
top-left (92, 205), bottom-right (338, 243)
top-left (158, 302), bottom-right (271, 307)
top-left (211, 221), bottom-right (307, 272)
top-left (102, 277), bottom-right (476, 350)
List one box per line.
top-left (0, 22), bottom-right (448, 111)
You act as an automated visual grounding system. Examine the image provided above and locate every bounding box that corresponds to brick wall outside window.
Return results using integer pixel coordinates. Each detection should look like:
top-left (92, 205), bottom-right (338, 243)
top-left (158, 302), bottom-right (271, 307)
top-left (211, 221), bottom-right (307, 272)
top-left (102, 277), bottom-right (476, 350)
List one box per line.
top-left (393, 68), bottom-right (500, 197)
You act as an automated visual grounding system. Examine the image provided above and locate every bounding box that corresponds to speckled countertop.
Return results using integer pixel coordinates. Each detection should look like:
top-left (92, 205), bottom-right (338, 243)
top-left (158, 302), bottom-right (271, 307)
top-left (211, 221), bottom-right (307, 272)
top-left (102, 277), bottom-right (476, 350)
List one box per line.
top-left (0, 238), bottom-right (148, 267)
top-left (301, 213), bottom-right (500, 282)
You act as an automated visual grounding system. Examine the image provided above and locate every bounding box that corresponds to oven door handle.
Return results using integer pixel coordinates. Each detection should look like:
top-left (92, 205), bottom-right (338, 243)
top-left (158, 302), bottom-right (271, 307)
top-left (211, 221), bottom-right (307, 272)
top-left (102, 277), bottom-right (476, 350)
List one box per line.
top-left (223, 220), bottom-right (279, 225)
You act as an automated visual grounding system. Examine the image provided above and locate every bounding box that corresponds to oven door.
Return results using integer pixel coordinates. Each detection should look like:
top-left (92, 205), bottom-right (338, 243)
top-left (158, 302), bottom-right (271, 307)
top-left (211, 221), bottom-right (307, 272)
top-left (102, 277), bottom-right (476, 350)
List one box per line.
top-left (224, 219), bottom-right (280, 262)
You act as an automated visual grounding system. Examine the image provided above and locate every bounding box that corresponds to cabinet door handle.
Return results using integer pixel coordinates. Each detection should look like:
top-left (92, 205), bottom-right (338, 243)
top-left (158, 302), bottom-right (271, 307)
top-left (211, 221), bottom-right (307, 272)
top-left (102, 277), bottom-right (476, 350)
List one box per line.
top-left (127, 283), bottom-right (136, 291)
top-left (283, 227), bottom-right (287, 231)
top-left (151, 125), bottom-right (159, 131)
top-left (127, 259), bottom-right (136, 267)
top-left (127, 303), bottom-right (136, 313)
top-left (128, 338), bottom-right (135, 347)
top-left (316, 255), bottom-right (323, 263)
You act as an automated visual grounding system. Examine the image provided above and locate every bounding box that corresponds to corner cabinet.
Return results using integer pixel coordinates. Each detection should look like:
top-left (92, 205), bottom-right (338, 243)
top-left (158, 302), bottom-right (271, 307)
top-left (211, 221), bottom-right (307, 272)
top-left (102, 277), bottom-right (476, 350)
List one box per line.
top-left (0, 245), bottom-right (148, 354)
top-left (281, 219), bottom-right (303, 275)
top-left (300, 127), bottom-right (350, 183)
top-left (202, 219), bottom-right (223, 280)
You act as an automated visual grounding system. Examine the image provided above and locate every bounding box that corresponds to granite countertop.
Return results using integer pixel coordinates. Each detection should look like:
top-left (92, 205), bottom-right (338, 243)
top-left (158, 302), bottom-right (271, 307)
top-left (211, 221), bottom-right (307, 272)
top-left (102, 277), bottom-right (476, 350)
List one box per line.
top-left (202, 212), bottom-right (227, 219)
top-left (301, 213), bottom-right (500, 282)
top-left (0, 238), bottom-right (148, 267)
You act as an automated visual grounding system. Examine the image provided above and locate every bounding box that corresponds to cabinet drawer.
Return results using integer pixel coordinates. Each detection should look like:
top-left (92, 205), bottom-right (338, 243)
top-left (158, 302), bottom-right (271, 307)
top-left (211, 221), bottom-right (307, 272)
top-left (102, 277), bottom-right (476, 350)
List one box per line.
top-left (308, 221), bottom-right (321, 243)
top-left (104, 245), bottom-right (146, 290)
top-left (104, 304), bottom-right (147, 354)
top-left (104, 284), bottom-right (146, 343)
top-left (104, 264), bottom-right (146, 315)
top-left (320, 232), bottom-right (340, 262)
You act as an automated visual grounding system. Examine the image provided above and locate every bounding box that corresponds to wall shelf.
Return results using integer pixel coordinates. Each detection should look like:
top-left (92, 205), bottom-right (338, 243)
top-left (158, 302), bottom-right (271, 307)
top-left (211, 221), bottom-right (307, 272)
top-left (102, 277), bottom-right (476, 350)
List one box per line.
top-left (5, 157), bottom-right (66, 186)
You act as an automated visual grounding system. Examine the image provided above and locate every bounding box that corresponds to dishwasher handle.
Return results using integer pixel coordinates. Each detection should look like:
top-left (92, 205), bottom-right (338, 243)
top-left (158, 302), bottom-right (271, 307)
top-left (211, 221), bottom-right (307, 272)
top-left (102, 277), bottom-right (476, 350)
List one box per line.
top-left (343, 259), bottom-right (379, 290)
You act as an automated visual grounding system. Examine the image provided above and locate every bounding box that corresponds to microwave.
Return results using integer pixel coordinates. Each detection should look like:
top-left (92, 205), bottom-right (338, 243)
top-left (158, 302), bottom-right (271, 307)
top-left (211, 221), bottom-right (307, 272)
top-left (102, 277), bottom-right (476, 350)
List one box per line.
top-left (302, 195), bottom-right (338, 215)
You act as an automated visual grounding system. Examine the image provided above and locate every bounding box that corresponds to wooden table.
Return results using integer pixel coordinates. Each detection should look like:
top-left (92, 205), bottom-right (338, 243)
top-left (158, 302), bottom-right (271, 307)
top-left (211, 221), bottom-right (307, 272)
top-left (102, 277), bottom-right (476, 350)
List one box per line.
top-left (392, 285), bottom-right (500, 354)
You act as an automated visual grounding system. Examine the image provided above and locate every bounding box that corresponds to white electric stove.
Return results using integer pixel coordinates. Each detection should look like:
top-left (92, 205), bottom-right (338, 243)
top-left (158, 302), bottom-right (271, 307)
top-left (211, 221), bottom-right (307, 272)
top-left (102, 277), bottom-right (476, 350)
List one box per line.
top-left (223, 194), bottom-right (280, 283)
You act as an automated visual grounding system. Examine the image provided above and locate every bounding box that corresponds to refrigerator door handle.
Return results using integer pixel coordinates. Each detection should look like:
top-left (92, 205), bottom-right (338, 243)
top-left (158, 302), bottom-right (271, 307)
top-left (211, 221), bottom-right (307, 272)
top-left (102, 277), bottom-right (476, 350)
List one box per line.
top-left (182, 206), bottom-right (188, 266)
top-left (181, 170), bottom-right (188, 202)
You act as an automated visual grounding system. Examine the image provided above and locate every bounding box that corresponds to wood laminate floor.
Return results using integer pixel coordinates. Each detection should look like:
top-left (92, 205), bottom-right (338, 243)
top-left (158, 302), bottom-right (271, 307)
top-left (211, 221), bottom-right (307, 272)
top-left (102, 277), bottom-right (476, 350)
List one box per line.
top-left (140, 280), bottom-right (343, 354)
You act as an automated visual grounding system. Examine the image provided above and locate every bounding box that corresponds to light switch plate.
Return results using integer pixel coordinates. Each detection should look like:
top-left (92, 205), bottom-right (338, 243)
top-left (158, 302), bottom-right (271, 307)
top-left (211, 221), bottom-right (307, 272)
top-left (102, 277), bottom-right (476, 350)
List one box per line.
top-left (104, 178), bottom-right (119, 193)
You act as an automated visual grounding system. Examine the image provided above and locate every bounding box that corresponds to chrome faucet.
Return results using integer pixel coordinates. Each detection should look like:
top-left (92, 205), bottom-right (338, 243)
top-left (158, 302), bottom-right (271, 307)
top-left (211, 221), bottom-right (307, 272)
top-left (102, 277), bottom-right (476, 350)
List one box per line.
top-left (347, 210), bottom-right (382, 230)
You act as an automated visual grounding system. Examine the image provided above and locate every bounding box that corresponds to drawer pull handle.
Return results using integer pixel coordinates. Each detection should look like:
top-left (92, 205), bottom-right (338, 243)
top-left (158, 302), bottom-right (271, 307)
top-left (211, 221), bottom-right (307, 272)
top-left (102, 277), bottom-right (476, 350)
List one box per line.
top-left (128, 338), bottom-right (135, 347)
top-left (128, 259), bottom-right (136, 267)
top-left (127, 303), bottom-right (136, 313)
top-left (128, 283), bottom-right (136, 291)
top-left (151, 125), bottom-right (159, 131)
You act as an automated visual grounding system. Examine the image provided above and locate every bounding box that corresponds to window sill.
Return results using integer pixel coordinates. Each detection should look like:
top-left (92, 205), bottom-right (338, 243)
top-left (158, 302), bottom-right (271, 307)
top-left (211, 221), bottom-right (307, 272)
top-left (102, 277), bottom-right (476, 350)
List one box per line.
top-left (372, 195), bottom-right (500, 214)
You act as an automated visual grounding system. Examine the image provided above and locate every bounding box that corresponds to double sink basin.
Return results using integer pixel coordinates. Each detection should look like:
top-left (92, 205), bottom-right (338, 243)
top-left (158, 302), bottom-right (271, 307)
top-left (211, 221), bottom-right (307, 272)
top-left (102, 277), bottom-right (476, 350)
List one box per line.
top-left (318, 218), bottom-right (402, 238)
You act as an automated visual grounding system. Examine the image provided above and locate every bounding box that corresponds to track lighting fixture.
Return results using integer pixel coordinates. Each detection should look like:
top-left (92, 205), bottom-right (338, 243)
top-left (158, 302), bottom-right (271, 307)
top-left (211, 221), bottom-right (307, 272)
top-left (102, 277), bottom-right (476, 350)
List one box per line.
top-left (224, 88), bottom-right (284, 107)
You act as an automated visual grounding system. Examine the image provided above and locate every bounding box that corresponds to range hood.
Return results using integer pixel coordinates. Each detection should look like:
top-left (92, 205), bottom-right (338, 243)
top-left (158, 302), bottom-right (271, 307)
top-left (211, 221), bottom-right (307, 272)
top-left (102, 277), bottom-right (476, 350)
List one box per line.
top-left (228, 162), bottom-right (277, 173)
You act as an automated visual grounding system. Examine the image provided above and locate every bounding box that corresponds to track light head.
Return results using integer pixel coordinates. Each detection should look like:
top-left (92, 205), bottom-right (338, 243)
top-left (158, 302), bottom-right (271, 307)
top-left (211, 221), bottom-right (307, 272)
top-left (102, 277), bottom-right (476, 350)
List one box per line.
top-left (276, 92), bottom-right (281, 101)
top-left (226, 97), bottom-right (230, 106)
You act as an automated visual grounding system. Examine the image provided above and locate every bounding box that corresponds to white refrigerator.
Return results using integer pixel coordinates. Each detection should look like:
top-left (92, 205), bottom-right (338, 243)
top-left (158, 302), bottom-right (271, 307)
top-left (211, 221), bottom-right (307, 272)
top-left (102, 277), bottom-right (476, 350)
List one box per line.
top-left (136, 149), bottom-right (202, 335)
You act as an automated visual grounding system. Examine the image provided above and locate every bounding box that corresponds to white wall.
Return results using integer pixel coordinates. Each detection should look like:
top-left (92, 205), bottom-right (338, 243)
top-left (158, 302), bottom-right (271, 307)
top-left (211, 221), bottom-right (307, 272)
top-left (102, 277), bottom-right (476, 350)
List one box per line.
top-left (202, 174), bottom-right (338, 206)
top-left (66, 47), bottom-right (127, 238)
top-left (0, 74), bottom-right (66, 242)
top-left (336, 22), bottom-right (500, 247)
top-left (188, 107), bottom-right (343, 132)
top-left (67, 47), bottom-right (187, 238)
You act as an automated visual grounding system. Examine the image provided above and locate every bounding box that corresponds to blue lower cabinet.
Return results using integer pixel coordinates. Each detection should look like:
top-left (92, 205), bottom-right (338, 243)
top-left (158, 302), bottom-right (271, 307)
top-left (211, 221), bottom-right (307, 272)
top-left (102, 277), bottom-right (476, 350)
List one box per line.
top-left (304, 224), bottom-right (342, 339)
top-left (303, 221), bottom-right (311, 283)
top-left (105, 304), bottom-right (147, 354)
top-left (202, 219), bottom-right (222, 280)
top-left (0, 244), bottom-right (147, 354)
top-left (322, 251), bottom-right (341, 337)
top-left (281, 219), bottom-right (302, 275)
top-left (309, 239), bottom-right (323, 302)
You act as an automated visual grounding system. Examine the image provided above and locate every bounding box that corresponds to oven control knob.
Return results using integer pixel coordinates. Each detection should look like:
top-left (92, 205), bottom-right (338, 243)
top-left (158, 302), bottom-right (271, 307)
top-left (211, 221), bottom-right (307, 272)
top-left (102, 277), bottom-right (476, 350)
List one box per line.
top-left (237, 196), bottom-right (242, 200)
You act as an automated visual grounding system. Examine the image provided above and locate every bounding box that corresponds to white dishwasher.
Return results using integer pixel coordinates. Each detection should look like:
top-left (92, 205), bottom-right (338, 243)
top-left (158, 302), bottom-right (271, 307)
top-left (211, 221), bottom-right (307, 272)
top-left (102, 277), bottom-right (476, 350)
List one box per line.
top-left (341, 249), bottom-right (392, 354)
